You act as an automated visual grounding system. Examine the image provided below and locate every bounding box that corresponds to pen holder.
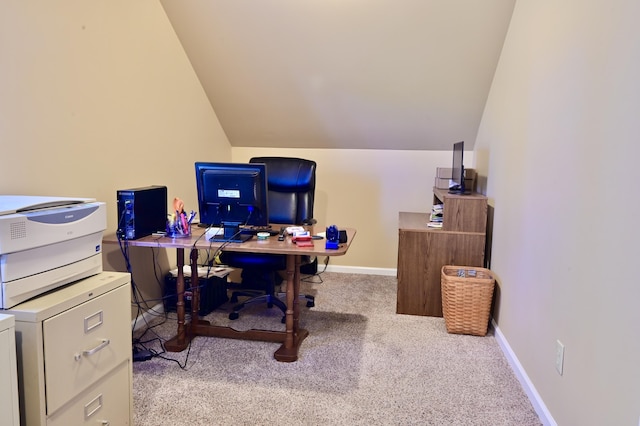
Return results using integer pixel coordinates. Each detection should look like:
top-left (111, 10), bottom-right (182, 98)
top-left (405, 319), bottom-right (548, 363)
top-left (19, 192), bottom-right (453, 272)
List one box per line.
top-left (166, 218), bottom-right (191, 238)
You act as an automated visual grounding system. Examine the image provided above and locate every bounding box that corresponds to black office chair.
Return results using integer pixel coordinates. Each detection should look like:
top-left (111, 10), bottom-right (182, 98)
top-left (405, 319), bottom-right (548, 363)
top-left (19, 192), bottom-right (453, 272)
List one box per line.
top-left (221, 157), bottom-right (317, 322)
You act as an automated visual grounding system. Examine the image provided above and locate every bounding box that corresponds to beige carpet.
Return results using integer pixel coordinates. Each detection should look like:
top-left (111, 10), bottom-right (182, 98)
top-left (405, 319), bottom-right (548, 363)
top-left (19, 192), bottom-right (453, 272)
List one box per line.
top-left (132, 272), bottom-right (541, 426)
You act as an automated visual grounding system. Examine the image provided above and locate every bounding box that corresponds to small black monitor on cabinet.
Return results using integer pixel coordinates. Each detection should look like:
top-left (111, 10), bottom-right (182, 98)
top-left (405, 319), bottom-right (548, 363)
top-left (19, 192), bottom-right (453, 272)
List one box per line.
top-left (449, 141), bottom-right (468, 194)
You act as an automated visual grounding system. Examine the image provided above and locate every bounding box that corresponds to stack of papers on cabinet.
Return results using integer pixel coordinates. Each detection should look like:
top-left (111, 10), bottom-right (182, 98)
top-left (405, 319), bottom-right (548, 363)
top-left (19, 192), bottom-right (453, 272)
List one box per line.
top-left (428, 204), bottom-right (443, 228)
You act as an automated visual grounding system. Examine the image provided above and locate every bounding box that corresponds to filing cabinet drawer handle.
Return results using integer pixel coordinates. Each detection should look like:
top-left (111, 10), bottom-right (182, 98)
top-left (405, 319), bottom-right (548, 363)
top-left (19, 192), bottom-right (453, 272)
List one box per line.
top-left (83, 338), bottom-right (110, 356)
top-left (85, 393), bottom-right (103, 418)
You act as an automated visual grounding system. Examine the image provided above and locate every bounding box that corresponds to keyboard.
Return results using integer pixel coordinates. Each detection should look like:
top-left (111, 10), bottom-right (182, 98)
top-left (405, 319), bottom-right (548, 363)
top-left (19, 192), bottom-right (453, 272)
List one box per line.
top-left (198, 223), bottom-right (280, 236)
top-left (239, 226), bottom-right (280, 236)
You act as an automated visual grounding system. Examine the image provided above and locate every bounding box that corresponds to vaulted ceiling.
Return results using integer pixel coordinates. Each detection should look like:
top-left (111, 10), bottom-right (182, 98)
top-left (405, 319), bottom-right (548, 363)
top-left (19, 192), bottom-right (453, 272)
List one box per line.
top-left (160, 1), bottom-right (515, 150)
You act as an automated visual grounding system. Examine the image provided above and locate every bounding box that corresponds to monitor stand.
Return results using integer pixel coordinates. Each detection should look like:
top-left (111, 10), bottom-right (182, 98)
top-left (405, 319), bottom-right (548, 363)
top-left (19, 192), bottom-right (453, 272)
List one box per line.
top-left (209, 222), bottom-right (253, 243)
top-left (448, 185), bottom-right (471, 195)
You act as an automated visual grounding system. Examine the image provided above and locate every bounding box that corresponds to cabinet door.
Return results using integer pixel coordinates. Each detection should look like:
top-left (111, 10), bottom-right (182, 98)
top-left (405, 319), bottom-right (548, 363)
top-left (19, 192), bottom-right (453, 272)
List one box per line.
top-left (47, 361), bottom-right (131, 426)
top-left (0, 325), bottom-right (20, 426)
top-left (397, 230), bottom-right (485, 316)
top-left (43, 284), bottom-right (131, 414)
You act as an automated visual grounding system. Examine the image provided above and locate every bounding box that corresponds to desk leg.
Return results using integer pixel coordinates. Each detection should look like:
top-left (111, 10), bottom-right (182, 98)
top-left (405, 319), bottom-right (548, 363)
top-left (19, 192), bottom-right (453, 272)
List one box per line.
top-left (189, 248), bottom-right (210, 329)
top-left (165, 248), bottom-right (211, 352)
top-left (165, 248), bottom-right (190, 352)
top-left (292, 255), bottom-right (302, 335)
top-left (274, 254), bottom-right (308, 362)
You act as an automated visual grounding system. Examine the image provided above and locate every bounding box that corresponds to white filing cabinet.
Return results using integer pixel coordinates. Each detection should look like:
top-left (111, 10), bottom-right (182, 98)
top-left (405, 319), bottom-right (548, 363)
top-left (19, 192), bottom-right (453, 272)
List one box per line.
top-left (4, 272), bottom-right (132, 426)
top-left (0, 313), bottom-right (20, 426)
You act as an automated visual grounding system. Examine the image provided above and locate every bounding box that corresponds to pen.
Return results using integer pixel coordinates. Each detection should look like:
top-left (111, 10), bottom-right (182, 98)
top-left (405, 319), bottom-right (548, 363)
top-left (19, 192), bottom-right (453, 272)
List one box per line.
top-left (181, 212), bottom-right (188, 232)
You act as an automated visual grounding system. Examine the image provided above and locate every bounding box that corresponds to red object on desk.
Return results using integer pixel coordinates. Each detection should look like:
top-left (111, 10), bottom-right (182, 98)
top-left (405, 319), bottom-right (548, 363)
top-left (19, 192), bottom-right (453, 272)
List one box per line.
top-left (292, 234), bottom-right (312, 247)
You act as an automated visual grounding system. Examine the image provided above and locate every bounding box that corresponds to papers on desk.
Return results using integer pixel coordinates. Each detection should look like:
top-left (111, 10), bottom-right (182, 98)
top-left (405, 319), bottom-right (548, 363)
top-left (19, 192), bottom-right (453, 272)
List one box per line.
top-left (285, 226), bottom-right (306, 235)
top-left (204, 227), bottom-right (224, 240)
top-left (169, 265), bottom-right (234, 278)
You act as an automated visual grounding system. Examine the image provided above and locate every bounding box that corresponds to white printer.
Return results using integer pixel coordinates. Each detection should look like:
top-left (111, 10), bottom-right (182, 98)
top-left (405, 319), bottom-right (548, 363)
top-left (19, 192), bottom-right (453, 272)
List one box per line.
top-left (0, 195), bottom-right (106, 309)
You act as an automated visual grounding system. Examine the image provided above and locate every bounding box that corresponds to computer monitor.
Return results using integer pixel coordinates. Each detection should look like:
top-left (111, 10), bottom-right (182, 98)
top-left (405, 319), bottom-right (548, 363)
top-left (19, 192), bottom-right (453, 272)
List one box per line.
top-left (449, 141), bottom-right (467, 194)
top-left (195, 162), bottom-right (269, 242)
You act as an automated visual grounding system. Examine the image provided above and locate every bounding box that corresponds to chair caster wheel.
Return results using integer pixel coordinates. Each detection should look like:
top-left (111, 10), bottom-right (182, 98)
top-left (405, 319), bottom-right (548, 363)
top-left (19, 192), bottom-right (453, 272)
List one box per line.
top-left (306, 301), bottom-right (315, 308)
top-left (229, 312), bottom-right (239, 320)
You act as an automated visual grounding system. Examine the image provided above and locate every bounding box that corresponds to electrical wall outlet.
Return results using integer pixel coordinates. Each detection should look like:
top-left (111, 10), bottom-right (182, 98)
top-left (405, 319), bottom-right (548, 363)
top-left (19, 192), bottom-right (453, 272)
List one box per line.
top-left (555, 340), bottom-right (565, 375)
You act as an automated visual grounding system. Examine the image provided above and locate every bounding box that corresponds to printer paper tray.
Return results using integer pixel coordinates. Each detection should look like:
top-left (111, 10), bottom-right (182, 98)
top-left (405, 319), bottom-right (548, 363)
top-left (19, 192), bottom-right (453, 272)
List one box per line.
top-left (1, 255), bottom-right (102, 309)
top-left (1, 232), bottom-right (103, 308)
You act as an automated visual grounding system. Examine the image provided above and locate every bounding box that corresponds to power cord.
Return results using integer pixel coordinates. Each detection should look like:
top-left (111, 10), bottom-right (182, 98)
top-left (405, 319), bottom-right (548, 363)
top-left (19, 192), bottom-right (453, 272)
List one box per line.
top-left (301, 256), bottom-right (329, 284)
top-left (118, 223), bottom-right (196, 368)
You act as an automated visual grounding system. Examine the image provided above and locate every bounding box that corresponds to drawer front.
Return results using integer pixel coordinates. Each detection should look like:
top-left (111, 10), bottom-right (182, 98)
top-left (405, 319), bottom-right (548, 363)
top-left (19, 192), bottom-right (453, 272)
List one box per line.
top-left (43, 283), bottom-right (130, 414)
top-left (47, 361), bottom-right (131, 426)
top-left (0, 326), bottom-right (20, 426)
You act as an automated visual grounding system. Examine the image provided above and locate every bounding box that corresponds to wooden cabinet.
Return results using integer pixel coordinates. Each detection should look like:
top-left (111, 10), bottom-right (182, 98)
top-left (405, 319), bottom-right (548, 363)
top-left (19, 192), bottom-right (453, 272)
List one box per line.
top-left (0, 314), bottom-right (20, 426)
top-left (397, 188), bottom-right (487, 317)
top-left (3, 272), bottom-right (132, 426)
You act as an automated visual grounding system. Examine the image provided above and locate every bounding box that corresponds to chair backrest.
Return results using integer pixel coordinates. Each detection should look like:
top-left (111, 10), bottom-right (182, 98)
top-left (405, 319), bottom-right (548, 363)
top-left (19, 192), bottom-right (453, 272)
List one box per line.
top-left (249, 157), bottom-right (316, 225)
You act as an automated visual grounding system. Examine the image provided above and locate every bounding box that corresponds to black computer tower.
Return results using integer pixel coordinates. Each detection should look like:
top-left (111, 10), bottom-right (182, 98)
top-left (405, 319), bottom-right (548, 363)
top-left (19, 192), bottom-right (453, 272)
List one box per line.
top-left (164, 273), bottom-right (229, 316)
top-left (117, 185), bottom-right (167, 240)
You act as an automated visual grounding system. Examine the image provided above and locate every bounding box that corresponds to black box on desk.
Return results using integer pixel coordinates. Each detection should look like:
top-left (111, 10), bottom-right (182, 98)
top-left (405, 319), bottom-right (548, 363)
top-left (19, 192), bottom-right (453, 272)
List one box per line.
top-left (164, 267), bottom-right (229, 316)
top-left (116, 185), bottom-right (167, 240)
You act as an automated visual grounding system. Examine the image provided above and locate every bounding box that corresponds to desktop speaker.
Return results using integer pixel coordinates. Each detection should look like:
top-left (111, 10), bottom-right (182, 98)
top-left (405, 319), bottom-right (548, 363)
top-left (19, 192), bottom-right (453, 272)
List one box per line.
top-left (117, 185), bottom-right (167, 240)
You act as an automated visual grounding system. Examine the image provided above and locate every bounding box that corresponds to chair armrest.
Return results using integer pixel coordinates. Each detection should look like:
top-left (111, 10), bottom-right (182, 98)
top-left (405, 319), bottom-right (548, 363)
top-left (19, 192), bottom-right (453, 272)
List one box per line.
top-left (302, 218), bottom-right (317, 226)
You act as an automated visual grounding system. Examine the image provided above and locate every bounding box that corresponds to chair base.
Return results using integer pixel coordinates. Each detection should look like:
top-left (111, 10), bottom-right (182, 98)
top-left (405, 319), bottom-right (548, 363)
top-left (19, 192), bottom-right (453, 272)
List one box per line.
top-left (277, 292), bottom-right (315, 308)
top-left (227, 268), bottom-right (315, 323)
top-left (228, 290), bottom-right (315, 323)
top-left (229, 292), bottom-right (288, 323)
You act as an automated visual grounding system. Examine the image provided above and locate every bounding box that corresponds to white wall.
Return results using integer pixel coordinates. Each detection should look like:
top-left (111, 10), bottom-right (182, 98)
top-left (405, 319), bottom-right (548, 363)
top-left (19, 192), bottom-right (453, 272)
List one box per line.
top-left (232, 147), bottom-right (465, 271)
top-left (476, 1), bottom-right (640, 424)
top-left (0, 0), bottom-right (231, 303)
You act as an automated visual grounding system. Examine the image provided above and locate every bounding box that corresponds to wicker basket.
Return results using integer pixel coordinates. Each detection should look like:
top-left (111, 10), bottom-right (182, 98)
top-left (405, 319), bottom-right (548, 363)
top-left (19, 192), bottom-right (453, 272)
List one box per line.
top-left (441, 265), bottom-right (495, 336)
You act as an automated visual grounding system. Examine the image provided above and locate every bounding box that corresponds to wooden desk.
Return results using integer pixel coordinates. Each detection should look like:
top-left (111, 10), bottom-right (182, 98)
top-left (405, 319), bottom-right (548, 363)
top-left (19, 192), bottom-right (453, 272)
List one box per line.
top-left (397, 188), bottom-right (487, 317)
top-left (104, 226), bottom-right (356, 362)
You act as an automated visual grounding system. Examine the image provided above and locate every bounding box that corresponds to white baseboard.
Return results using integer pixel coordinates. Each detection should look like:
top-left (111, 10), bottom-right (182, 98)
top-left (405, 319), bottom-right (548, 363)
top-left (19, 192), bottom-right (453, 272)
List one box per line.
top-left (324, 264), bottom-right (397, 276)
top-left (131, 303), bottom-right (165, 332)
top-left (492, 319), bottom-right (556, 426)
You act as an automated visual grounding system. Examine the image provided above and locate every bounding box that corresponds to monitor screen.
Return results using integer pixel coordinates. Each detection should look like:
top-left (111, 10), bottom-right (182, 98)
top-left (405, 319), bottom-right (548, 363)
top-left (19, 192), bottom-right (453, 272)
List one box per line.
top-left (195, 162), bottom-right (269, 241)
top-left (450, 141), bottom-right (465, 194)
